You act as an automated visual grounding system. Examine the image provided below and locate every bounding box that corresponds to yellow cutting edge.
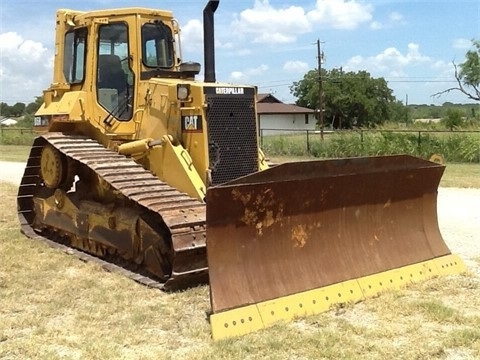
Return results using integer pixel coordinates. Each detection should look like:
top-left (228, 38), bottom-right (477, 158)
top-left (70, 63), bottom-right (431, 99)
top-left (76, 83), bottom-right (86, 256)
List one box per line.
top-left (210, 254), bottom-right (466, 340)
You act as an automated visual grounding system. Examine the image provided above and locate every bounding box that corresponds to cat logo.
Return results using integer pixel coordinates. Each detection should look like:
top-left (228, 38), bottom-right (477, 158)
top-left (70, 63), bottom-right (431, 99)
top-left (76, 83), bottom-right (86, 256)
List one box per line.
top-left (182, 115), bottom-right (203, 132)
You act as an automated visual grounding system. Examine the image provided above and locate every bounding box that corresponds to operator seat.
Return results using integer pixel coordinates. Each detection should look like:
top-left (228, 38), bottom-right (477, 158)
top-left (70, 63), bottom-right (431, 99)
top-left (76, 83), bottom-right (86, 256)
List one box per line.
top-left (97, 54), bottom-right (127, 96)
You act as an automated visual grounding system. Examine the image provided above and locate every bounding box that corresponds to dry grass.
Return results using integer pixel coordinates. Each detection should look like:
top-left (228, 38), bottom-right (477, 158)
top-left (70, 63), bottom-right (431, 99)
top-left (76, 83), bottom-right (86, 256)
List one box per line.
top-left (1, 180), bottom-right (480, 359)
top-left (441, 163), bottom-right (480, 188)
top-left (0, 145), bottom-right (31, 162)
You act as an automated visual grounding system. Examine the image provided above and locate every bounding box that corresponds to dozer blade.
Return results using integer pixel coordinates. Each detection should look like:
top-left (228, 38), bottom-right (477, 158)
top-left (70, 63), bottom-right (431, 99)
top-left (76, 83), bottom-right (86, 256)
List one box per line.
top-left (206, 155), bottom-right (466, 340)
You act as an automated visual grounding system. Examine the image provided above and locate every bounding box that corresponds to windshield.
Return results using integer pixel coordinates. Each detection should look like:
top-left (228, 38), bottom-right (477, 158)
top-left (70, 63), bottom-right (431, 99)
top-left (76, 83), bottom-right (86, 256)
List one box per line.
top-left (96, 22), bottom-right (133, 121)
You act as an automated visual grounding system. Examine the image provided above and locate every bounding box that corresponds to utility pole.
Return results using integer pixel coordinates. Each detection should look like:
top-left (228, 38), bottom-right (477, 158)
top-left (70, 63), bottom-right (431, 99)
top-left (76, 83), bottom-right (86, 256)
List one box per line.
top-left (316, 39), bottom-right (324, 140)
top-left (405, 94), bottom-right (409, 124)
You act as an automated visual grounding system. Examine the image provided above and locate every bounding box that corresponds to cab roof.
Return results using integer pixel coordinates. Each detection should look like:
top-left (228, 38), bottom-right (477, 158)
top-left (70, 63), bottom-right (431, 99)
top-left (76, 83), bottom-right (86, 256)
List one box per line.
top-left (57, 7), bottom-right (174, 21)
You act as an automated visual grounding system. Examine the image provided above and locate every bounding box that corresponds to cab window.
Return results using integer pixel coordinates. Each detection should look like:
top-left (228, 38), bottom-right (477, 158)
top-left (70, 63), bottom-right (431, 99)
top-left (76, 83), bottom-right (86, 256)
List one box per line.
top-left (142, 22), bottom-right (174, 68)
top-left (63, 28), bottom-right (87, 84)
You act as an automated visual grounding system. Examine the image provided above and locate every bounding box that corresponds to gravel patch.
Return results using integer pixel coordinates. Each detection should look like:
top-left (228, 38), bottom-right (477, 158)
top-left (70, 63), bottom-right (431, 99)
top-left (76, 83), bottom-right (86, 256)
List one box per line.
top-left (0, 161), bottom-right (26, 186)
top-left (437, 187), bottom-right (480, 275)
top-left (1, 161), bottom-right (478, 274)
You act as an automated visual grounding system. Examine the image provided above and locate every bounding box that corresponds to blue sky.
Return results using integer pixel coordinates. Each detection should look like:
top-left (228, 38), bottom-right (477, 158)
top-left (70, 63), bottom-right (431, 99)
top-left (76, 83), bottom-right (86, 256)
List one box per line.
top-left (0, 0), bottom-right (479, 106)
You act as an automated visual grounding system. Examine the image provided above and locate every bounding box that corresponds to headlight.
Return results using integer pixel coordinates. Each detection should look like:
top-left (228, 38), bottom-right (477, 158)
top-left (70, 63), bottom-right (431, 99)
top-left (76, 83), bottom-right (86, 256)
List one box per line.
top-left (177, 84), bottom-right (190, 101)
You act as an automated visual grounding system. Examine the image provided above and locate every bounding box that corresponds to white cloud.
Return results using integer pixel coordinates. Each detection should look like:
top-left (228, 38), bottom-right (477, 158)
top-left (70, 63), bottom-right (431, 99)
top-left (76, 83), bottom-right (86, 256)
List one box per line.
top-left (230, 71), bottom-right (245, 82)
top-left (342, 44), bottom-right (470, 104)
top-left (231, 0), bottom-right (311, 44)
top-left (230, 0), bottom-right (374, 45)
top-left (346, 55), bottom-right (364, 67)
top-left (307, 0), bottom-right (373, 30)
top-left (0, 32), bottom-right (49, 63)
top-left (369, 11), bottom-right (404, 30)
top-left (0, 32), bottom-right (52, 103)
top-left (283, 60), bottom-right (309, 73)
top-left (453, 38), bottom-right (473, 49)
top-left (235, 48), bottom-right (253, 56)
top-left (344, 43), bottom-right (432, 78)
top-left (248, 64), bottom-right (269, 76)
top-left (370, 21), bottom-right (383, 30)
top-left (180, 19), bottom-right (203, 53)
top-left (228, 64), bottom-right (269, 83)
top-left (432, 60), bottom-right (448, 70)
top-left (389, 11), bottom-right (404, 23)
top-left (181, 18), bottom-right (251, 60)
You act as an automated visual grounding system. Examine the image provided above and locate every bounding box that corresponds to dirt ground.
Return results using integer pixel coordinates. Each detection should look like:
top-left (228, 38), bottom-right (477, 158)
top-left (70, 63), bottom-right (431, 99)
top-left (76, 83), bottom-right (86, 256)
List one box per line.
top-left (1, 160), bottom-right (479, 275)
top-left (436, 187), bottom-right (480, 275)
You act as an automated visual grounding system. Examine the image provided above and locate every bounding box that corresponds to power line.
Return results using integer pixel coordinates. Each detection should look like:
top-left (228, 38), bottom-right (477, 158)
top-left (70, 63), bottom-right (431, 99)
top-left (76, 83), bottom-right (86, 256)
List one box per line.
top-left (316, 39), bottom-right (325, 138)
top-left (386, 80), bottom-right (457, 83)
top-left (258, 79), bottom-right (458, 88)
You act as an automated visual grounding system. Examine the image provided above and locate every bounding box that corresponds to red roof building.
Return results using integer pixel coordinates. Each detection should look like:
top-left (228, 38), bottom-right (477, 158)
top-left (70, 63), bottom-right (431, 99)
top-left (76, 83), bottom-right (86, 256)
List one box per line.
top-left (256, 93), bottom-right (316, 135)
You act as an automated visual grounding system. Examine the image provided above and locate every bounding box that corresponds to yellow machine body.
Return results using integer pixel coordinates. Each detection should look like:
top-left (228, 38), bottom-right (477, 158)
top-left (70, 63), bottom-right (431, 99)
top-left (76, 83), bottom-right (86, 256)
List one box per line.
top-left (17, 1), bottom-right (465, 340)
top-left (34, 7), bottom-right (267, 201)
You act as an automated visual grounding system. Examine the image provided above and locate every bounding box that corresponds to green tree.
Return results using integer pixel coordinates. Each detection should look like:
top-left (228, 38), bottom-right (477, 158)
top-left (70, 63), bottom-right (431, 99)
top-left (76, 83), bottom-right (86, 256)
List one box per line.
top-left (25, 96), bottom-right (44, 114)
top-left (11, 102), bottom-right (26, 117)
top-left (389, 100), bottom-right (409, 123)
top-left (434, 39), bottom-right (480, 101)
top-left (25, 102), bottom-right (38, 114)
top-left (0, 102), bottom-right (12, 117)
top-left (290, 69), bottom-right (396, 128)
top-left (291, 69), bottom-right (320, 109)
top-left (442, 108), bottom-right (464, 130)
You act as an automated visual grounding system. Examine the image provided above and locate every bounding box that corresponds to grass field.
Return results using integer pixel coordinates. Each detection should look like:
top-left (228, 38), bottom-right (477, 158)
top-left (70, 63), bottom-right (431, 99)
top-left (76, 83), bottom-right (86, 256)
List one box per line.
top-left (1, 144), bottom-right (480, 358)
top-left (1, 179), bottom-right (479, 359)
top-left (0, 145), bottom-right (31, 162)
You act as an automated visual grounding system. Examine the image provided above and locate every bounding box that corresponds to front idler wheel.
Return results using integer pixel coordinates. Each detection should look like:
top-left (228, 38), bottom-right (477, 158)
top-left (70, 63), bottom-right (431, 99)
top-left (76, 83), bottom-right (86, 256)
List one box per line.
top-left (40, 144), bottom-right (73, 190)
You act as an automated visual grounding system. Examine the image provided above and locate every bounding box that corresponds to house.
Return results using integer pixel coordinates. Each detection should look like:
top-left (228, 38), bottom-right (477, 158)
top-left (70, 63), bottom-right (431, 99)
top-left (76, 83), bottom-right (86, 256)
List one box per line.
top-left (256, 93), bottom-right (316, 136)
top-left (0, 117), bottom-right (18, 126)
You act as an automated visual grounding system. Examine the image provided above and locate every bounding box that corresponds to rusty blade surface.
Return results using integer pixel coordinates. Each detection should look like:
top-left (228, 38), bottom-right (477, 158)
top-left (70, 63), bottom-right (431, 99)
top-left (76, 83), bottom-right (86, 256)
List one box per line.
top-left (206, 155), bottom-right (450, 313)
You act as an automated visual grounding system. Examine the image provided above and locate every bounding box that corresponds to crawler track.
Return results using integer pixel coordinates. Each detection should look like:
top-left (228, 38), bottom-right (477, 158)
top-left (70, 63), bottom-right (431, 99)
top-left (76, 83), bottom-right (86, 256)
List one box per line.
top-left (17, 133), bottom-right (208, 290)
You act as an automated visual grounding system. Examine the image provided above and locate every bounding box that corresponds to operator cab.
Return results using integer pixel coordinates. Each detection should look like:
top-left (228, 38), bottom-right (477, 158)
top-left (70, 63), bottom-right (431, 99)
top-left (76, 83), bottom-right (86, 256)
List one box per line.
top-left (60, 9), bottom-right (200, 122)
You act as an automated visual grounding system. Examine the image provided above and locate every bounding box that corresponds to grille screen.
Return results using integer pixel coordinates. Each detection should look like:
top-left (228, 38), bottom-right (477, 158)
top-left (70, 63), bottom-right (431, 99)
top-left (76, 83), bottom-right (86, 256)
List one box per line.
top-left (206, 94), bottom-right (259, 185)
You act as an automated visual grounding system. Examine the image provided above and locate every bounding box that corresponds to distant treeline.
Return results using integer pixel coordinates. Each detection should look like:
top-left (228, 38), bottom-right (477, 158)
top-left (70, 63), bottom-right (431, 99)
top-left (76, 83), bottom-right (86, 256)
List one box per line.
top-left (408, 102), bottom-right (480, 121)
top-left (0, 97), bottom-right (43, 118)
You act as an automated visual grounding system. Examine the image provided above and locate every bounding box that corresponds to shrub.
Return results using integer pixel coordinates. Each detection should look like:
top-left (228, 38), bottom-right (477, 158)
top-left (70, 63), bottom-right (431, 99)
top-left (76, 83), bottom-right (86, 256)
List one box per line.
top-left (441, 109), bottom-right (465, 130)
top-left (262, 130), bottom-right (480, 163)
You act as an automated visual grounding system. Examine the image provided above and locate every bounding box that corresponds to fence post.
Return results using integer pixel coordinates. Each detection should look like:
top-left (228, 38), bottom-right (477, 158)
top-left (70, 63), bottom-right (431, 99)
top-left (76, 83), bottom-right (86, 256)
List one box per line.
top-left (306, 130), bottom-right (310, 154)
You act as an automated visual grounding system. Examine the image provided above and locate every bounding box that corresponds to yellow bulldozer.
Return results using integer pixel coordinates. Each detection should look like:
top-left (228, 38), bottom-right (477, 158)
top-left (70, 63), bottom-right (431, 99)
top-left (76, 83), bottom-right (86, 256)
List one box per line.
top-left (17, 0), bottom-right (465, 340)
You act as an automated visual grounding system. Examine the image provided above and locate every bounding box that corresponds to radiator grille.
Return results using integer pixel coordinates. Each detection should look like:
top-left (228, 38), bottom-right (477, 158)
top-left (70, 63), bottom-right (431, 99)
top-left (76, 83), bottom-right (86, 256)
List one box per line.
top-left (206, 94), bottom-right (259, 185)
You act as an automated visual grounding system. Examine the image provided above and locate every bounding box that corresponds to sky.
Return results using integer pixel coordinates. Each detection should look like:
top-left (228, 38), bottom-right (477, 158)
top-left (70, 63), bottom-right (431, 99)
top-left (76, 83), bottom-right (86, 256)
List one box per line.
top-left (0, 0), bottom-right (479, 106)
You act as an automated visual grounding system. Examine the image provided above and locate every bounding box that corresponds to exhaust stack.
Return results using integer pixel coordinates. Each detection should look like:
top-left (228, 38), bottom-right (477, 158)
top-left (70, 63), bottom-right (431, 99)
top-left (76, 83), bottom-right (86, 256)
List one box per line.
top-left (203, 0), bottom-right (219, 83)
